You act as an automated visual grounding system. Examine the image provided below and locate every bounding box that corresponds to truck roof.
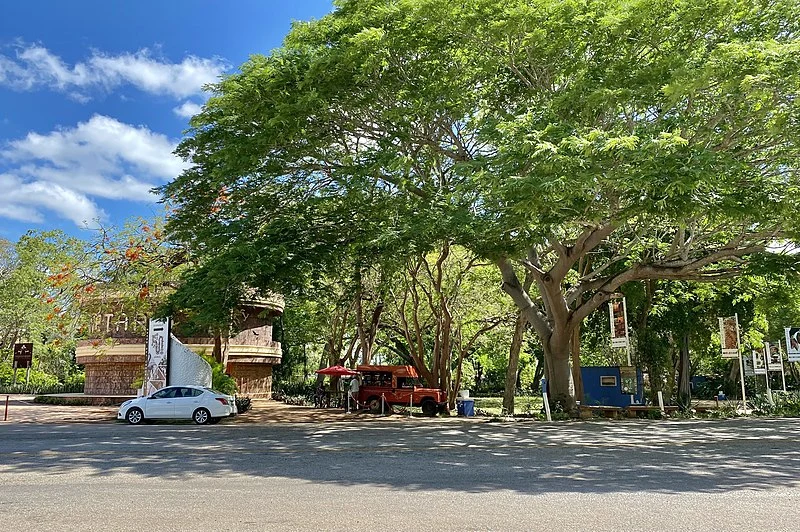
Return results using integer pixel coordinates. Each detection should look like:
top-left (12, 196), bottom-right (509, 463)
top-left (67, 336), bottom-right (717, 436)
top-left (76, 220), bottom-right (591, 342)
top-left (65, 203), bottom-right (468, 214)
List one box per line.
top-left (356, 365), bottom-right (419, 378)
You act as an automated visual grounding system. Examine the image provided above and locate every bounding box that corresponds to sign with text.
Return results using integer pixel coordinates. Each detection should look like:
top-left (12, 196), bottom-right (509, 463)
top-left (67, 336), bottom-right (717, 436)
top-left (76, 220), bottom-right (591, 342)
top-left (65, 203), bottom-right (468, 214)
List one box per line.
top-left (785, 328), bottom-right (800, 362)
top-left (752, 349), bottom-right (767, 376)
top-left (609, 296), bottom-right (629, 349)
top-left (719, 316), bottom-right (740, 359)
top-left (13, 343), bottom-right (33, 368)
top-left (143, 318), bottom-right (171, 397)
top-left (765, 342), bottom-right (784, 373)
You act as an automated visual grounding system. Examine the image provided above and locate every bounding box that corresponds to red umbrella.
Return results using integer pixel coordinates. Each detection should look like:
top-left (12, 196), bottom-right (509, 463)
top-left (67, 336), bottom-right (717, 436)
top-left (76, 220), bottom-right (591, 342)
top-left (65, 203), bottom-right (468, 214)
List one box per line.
top-left (315, 365), bottom-right (359, 376)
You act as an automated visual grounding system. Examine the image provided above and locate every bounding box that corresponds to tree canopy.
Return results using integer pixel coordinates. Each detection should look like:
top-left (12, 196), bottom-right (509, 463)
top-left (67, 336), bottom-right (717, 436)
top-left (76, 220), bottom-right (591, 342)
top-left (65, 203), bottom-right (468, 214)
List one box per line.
top-left (163, 0), bottom-right (800, 408)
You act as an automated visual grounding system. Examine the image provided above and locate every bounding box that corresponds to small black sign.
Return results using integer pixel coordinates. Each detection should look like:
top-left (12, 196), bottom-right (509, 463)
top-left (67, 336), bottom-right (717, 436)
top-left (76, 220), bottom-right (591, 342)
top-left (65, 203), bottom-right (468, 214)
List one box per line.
top-left (13, 343), bottom-right (33, 368)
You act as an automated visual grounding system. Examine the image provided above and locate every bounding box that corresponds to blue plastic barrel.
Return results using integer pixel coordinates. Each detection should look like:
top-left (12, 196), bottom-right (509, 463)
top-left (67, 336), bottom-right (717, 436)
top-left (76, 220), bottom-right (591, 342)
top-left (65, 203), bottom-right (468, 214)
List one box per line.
top-left (457, 398), bottom-right (475, 417)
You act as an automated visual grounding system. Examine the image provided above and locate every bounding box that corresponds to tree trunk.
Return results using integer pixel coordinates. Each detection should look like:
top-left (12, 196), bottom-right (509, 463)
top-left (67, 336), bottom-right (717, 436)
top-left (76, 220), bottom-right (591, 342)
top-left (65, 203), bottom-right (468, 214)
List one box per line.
top-left (546, 334), bottom-right (576, 412)
top-left (354, 286), bottom-right (370, 365)
top-left (570, 324), bottom-right (584, 404)
top-left (531, 352), bottom-right (544, 394)
top-left (502, 312), bottom-right (527, 415)
top-left (727, 359), bottom-right (741, 397)
top-left (677, 333), bottom-right (691, 409)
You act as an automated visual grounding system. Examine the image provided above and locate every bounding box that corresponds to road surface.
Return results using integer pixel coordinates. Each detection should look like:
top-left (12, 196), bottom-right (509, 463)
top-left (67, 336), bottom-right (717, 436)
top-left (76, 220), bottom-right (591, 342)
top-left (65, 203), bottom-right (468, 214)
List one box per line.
top-left (1, 417), bottom-right (799, 531)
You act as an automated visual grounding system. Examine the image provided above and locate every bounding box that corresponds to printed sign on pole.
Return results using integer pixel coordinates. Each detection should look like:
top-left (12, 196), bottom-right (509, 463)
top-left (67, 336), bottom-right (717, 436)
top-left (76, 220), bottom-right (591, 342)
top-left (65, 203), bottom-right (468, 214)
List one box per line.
top-left (609, 296), bottom-right (629, 349)
top-left (785, 327), bottom-right (800, 362)
top-left (13, 343), bottom-right (33, 369)
top-left (765, 342), bottom-right (784, 373)
top-left (143, 318), bottom-right (171, 397)
top-left (742, 354), bottom-right (755, 377)
top-left (752, 349), bottom-right (767, 376)
top-left (719, 317), bottom-right (740, 359)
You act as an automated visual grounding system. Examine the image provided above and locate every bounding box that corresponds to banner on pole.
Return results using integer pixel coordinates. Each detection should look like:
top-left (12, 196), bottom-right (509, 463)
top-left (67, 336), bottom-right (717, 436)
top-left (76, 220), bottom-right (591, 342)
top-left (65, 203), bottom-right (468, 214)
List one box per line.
top-left (143, 318), bottom-right (171, 396)
top-left (743, 354), bottom-right (755, 377)
top-left (785, 327), bottom-right (800, 362)
top-left (609, 296), bottom-right (629, 349)
top-left (766, 342), bottom-right (784, 373)
top-left (752, 349), bottom-right (767, 376)
top-left (719, 317), bottom-right (740, 359)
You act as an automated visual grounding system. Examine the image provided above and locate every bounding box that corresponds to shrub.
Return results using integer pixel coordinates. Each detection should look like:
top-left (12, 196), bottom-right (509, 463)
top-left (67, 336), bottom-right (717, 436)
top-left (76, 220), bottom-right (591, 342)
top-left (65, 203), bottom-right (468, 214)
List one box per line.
top-left (273, 380), bottom-right (315, 405)
top-left (235, 396), bottom-right (252, 414)
top-left (752, 392), bottom-right (800, 417)
top-left (200, 356), bottom-right (238, 395)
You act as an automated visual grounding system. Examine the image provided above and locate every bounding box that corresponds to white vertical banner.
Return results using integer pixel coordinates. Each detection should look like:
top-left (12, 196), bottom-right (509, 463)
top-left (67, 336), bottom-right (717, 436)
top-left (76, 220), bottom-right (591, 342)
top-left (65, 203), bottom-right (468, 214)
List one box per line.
top-left (143, 318), bottom-right (171, 396)
top-left (785, 328), bottom-right (800, 362)
top-left (765, 342), bottom-right (784, 373)
top-left (609, 296), bottom-right (629, 349)
top-left (719, 316), bottom-right (740, 359)
top-left (752, 348), bottom-right (767, 375)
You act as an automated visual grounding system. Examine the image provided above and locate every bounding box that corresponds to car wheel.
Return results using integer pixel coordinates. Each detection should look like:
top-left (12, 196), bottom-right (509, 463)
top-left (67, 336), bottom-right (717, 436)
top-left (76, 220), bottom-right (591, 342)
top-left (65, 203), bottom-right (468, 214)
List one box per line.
top-left (209, 417), bottom-right (221, 425)
top-left (126, 408), bottom-right (144, 425)
top-left (367, 397), bottom-right (383, 413)
top-left (193, 408), bottom-right (211, 425)
top-left (421, 400), bottom-right (437, 417)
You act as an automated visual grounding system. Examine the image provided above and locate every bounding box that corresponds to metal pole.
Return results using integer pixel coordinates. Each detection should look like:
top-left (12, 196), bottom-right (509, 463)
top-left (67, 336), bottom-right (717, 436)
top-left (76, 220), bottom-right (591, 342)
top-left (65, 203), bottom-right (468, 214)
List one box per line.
top-left (735, 314), bottom-right (747, 411)
top-left (780, 339), bottom-right (788, 392)
top-left (381, 393), bottom-right (385, 416)
top-left (622, 297), bottom-right (632, 366)
top-left (4, 395), bottom-right (8, 421)
top-left (764, 342), bottom-right (773, 405)
top-left (657, 391), bottom-right (665, 414)
top-left (542, 392), bottom-right (552, 422)
top-left (409, 392), bottom-right (413, 418)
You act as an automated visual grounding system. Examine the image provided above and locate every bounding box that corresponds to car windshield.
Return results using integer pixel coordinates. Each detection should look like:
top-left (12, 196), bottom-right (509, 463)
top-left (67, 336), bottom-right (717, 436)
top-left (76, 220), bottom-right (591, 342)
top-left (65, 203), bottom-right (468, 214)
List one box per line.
top-left (203, 387), bottom-right (224, 395)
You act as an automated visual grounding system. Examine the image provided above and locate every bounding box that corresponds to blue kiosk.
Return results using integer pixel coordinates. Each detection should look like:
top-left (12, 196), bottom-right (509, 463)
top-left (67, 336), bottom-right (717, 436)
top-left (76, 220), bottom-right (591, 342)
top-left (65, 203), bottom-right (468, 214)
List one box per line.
top-left (581, 366), bottom-right (644, 407)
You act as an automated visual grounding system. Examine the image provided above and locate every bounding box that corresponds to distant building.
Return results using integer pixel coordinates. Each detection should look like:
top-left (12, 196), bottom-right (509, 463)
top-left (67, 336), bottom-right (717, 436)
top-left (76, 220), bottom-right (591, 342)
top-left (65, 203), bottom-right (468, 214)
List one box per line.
top-left (75, 295), bottom-right (284, 397)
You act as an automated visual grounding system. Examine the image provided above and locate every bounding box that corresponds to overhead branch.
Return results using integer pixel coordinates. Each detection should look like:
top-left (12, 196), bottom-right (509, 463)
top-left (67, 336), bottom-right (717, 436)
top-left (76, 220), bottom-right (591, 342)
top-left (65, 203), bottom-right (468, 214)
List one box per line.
top-left (496, 257), bottom-right (550, 339)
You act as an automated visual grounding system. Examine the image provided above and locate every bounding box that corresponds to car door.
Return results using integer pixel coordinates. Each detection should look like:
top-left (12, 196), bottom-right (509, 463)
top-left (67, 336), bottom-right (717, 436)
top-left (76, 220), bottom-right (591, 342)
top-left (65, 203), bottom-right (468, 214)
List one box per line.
top-left (173, 387), bottom-right (202, 418)
top-left (145, 387), bottom-right (177, 418)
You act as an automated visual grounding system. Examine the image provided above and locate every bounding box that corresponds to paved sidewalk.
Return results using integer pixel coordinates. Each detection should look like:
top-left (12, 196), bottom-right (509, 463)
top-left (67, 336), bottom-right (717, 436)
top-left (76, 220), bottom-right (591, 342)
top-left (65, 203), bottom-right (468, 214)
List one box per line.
top-left (0, 396), bottom-right (480, 425)
top-left (0, 395), bottom-right (117, 423)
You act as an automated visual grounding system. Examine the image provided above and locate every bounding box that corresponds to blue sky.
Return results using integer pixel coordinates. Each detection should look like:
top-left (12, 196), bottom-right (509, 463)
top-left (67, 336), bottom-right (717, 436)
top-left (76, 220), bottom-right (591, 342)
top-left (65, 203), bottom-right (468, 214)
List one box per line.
top-left (0, 0), bottom-right (334, 242)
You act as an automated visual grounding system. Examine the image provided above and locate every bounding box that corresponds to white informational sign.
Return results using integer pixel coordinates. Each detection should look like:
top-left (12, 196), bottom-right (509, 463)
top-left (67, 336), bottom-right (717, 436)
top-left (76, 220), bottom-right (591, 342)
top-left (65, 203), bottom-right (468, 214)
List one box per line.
top-left (752, 349), bottom-right (767, 376)
top-left (143, 318), bottom-right (171, 396)
top-left (785, 328), bottom-right (800, 362)
top-left (609, 296), bottom-right (629, 349)
top-left (742, 354), bottom-right (755, 377)
top-left (719, 316), bottom-right (740, 359)
top-left (765, 342), bottom-right (784, 373)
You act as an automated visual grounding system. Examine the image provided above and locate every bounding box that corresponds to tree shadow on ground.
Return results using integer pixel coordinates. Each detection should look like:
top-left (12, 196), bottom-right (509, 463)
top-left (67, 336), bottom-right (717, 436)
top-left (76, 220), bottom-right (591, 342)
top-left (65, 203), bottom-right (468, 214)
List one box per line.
top-left (1, 418), bottom-right (798, 496)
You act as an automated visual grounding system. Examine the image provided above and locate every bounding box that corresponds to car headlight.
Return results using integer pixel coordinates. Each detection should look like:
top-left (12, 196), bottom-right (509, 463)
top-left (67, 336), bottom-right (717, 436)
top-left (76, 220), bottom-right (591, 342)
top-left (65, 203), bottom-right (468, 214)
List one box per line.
top-left (121, 400), bottom-right (132, 407)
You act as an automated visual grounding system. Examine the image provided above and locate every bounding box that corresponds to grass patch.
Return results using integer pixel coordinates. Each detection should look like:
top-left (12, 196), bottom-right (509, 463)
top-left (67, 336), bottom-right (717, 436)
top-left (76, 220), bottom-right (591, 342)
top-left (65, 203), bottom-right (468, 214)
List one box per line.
top-left (472, 396), bottom-right (543, 416)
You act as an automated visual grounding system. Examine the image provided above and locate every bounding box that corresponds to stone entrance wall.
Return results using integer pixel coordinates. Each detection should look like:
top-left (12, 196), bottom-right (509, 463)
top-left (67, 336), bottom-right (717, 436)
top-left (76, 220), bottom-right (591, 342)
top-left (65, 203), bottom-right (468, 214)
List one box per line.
top-left (76, 345), bottom-right (145, 396)
top-left (228, 363), bottom-right (273, 397)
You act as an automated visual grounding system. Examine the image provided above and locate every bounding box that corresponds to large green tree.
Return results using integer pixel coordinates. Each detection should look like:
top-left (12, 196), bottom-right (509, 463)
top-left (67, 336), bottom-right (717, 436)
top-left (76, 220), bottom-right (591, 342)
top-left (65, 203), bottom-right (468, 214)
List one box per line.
top-left (164, 0), bottom-right (800, 410)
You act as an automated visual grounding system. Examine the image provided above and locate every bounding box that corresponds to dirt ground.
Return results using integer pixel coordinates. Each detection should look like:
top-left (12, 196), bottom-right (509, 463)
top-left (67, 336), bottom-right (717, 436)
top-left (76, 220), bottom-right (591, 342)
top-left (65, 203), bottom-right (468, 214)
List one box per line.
top-left (0, 395), bottom-right (478, 425)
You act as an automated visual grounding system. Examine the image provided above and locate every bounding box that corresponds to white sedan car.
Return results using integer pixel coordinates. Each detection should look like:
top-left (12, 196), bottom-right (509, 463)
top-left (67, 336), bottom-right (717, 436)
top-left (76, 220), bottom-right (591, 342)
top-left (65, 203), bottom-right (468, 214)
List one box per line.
top-left (118, 385), bottom-right (237, 425)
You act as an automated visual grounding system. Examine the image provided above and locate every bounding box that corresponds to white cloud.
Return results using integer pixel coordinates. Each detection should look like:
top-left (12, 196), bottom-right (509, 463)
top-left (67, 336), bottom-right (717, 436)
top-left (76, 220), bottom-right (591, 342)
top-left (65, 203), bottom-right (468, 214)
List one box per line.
top-left (0, 174), bottom-right (105, 227)
top-left (0, 43), bottom-right (227, 100)
top-left (173, 100), bottom-right (203, 119)
top-left (0, 115), bottom-right (187, 227)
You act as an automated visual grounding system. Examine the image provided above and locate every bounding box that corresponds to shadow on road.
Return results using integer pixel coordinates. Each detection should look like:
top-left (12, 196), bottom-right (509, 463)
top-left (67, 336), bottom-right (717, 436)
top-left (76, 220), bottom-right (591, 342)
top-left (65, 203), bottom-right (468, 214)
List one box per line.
top-left (1, 418), bottom-right (798, 495)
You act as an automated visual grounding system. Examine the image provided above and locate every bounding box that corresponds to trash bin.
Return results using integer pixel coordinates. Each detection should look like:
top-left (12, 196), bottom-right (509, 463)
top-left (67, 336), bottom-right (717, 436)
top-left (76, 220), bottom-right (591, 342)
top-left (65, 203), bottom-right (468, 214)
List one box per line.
top-left (456, 398), bottom-right (475, 417)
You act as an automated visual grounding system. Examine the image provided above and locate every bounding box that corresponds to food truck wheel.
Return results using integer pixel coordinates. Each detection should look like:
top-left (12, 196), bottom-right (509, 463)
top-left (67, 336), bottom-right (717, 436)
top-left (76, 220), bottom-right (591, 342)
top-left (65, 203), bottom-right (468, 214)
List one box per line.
top-left (421, 400), bottom-right (437, 417)
top-left (368, 397), bottom-right (383, 413)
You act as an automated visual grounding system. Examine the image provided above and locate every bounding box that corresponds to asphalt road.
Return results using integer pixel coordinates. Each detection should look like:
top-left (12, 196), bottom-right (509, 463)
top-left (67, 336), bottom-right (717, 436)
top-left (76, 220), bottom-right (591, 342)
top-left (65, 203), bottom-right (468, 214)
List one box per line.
top-left (1, 417), bottom-right (799, 531)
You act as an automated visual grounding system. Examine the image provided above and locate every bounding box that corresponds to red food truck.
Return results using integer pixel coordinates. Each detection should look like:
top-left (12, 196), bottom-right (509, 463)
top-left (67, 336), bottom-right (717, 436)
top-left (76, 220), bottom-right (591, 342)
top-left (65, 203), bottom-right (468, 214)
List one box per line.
top-left (356, 365), bottom-right (447, 416)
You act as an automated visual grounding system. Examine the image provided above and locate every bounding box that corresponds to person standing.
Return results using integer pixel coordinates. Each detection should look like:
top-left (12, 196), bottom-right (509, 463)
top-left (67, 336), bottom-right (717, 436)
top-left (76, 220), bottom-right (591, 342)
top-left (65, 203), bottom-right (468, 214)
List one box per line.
top-left (348, 376), bottom-right (360, 412)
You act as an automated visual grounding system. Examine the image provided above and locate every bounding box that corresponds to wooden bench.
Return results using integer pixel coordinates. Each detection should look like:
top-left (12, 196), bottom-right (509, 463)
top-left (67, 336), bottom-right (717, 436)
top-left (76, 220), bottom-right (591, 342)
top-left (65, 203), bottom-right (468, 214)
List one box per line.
top-left (625, 405), bottom-right (680, 417)
top-left (580, 405), bottom-right (625, 418)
